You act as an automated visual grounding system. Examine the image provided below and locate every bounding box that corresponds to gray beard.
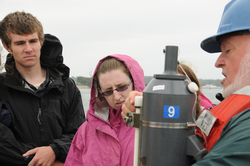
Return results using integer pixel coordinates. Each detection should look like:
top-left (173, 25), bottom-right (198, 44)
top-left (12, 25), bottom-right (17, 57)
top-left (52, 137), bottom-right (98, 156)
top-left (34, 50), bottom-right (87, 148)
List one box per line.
top-left (222, 53), bottom-right (250, 98)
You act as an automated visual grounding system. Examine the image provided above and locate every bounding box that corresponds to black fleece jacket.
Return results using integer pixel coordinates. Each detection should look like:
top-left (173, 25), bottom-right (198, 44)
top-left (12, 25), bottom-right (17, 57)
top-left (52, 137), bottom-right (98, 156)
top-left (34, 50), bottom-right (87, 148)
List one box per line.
top-left (0, 34), bottom-right (85, 165)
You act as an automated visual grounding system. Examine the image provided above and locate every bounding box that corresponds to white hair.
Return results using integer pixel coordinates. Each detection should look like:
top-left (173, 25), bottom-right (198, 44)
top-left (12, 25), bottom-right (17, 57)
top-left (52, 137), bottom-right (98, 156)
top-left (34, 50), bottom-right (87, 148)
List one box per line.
top-left (222, 40), bottom-right (250, 98)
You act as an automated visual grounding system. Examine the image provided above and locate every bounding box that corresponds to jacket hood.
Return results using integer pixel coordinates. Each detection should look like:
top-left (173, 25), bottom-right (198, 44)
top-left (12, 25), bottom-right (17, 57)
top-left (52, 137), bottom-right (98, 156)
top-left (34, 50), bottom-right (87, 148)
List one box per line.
top-left (5, 34), bottom-right (69, 79)
top-left (41, 34), bottom-right (70, 79)
top-left (199, 92), bottom-right (214, 109)
top-left (87, 54), bottom-right (145, 120)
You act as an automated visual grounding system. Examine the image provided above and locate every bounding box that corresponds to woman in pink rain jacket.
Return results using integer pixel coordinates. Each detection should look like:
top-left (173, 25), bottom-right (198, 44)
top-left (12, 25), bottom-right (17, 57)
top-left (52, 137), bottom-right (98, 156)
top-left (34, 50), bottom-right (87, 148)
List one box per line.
top-left (65, 54), bottom-right (145, 166)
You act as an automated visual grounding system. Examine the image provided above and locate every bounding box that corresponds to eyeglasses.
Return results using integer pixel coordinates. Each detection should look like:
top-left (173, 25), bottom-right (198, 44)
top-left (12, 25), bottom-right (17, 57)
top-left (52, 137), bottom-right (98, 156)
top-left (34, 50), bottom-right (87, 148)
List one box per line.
top-left (100, 80), bottom-right (132, 96)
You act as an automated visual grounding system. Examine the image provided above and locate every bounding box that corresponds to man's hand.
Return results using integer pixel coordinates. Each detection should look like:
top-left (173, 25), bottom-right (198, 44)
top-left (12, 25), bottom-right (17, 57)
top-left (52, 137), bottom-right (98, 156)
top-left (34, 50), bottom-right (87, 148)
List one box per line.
top-left (23, 146), bottom-right (56, 166)
top-left (121, 91), bottom-right (143, 119)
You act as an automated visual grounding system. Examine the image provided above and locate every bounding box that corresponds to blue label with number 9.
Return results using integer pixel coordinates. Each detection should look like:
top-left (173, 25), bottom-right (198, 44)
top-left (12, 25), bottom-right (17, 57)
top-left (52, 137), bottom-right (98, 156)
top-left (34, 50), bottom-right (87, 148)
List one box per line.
top-left (163, 105), bottom-right (180, 119)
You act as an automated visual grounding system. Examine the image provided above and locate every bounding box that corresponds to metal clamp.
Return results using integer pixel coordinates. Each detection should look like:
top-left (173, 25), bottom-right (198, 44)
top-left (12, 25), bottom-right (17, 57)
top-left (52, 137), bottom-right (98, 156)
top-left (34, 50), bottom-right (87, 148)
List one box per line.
top-left (185, 122), bottom-right (196, 129)
top-left (125, 112), bottom-right (140, 128)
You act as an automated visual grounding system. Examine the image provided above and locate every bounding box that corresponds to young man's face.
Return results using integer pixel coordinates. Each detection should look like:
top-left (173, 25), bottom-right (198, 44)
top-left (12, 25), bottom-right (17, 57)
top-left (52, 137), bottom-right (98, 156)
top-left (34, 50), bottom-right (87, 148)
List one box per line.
top-left (5, 32), bottom-right (42, 71)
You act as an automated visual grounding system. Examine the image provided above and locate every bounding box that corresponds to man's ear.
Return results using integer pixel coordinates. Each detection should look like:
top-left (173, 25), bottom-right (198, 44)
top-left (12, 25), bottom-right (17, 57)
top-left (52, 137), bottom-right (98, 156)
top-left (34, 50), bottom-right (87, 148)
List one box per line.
top-left (3, 44), bottom-right (12, 54)
top-left (40, 40), bottom-right (44, 47)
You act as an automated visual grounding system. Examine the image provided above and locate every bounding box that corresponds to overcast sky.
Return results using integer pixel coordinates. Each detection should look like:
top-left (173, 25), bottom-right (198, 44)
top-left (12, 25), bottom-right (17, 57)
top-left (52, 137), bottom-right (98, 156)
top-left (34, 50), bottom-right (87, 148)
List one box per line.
top-left (0, 0), bottom-right (230, 79)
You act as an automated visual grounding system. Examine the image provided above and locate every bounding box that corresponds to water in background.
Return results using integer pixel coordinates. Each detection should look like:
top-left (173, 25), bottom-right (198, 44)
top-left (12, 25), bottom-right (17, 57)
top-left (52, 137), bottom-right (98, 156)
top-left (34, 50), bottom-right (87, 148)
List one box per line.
top-left (201, 88), bottom-right (222, 105)
top-left (80, 88), bottom-right (91, 112)
top-left (80, 88), bottom-right (223, 112)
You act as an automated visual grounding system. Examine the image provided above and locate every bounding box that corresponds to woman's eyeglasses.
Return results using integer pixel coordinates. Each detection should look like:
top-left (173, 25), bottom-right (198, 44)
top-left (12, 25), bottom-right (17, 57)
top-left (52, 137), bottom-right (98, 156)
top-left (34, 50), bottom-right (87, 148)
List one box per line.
top-left (100, 80), bottom-right (132, 96)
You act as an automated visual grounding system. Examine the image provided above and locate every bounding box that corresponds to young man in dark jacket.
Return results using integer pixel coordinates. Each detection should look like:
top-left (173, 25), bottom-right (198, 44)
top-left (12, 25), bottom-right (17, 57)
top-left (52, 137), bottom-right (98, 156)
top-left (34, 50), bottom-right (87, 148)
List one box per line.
top-left (0, 11), bottom-right (85, 166)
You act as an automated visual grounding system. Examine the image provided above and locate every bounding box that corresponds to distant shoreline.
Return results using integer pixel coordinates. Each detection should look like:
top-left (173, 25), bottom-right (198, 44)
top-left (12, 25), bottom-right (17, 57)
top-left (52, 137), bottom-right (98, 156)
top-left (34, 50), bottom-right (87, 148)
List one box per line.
top-left (77, 86), bottom-right (90, 89)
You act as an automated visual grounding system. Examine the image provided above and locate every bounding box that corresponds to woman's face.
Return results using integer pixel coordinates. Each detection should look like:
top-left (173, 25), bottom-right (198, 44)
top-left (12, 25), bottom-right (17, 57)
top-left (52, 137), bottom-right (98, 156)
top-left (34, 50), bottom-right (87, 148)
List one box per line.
top-left (98, 68), bottom-right (133, 110)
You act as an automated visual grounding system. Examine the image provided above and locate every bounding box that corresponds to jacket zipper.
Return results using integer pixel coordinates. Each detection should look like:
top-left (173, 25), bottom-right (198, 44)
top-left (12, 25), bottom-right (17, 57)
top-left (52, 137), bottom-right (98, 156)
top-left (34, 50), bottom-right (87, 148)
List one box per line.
top-left (37, 100), bottom-right (42, 125)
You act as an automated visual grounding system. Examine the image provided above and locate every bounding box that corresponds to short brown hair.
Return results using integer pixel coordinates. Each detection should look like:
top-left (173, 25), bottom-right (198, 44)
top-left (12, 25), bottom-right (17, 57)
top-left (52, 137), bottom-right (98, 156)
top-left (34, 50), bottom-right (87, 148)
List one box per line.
top-left (0, 11), bottom-right (44, 49)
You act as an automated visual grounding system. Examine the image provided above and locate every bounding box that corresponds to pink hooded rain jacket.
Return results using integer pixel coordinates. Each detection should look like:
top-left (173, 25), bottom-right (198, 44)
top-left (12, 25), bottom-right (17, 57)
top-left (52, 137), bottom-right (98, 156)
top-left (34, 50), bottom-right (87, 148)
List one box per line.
top-left (65, 54), bottom-right (145, 166)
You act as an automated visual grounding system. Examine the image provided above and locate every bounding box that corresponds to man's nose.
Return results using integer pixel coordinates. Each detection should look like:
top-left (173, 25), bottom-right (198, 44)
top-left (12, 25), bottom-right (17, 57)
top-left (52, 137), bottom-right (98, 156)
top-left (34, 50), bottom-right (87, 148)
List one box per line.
top-left (215, 53), bottom-right (225, 68)
top-left (24, 43), bottom-right (33, 52)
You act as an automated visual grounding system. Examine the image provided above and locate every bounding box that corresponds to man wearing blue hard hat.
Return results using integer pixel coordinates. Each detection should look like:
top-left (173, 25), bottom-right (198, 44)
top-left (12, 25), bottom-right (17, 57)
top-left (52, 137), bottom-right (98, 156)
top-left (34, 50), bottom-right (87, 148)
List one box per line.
top-left (122, 0), bottom-right (250, 165)
top-left (194, 0), bottom-right (250, 165)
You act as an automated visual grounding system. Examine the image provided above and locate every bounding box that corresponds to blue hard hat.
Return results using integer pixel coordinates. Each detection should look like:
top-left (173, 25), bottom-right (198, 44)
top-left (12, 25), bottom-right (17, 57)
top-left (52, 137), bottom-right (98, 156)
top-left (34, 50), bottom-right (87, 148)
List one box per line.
top-left (201, 0), bottom-right (250, 53)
